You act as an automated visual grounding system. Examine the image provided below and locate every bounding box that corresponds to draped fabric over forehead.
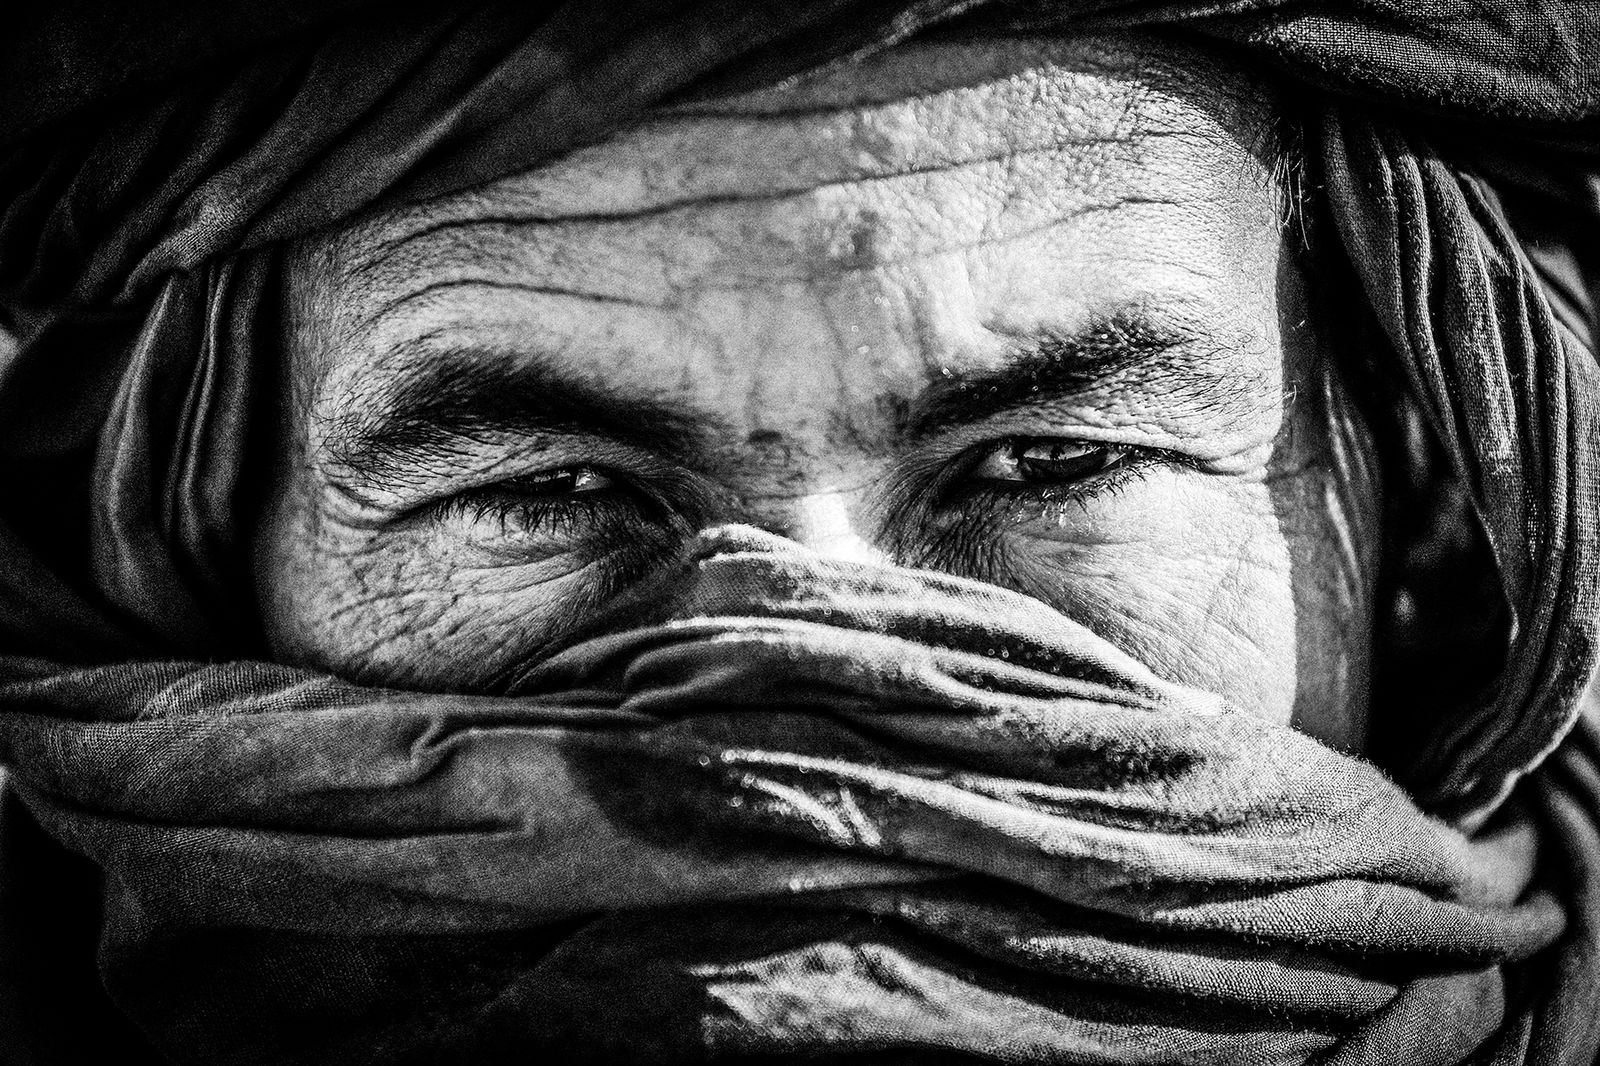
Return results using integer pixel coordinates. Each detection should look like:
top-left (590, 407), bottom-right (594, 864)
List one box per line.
top-left (2, 1), bottom-right (1600, 1064)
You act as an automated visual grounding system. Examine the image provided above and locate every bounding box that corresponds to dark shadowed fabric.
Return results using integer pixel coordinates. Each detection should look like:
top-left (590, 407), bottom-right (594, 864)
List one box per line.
top-left (2, 1), bottom-right (1600, 1064)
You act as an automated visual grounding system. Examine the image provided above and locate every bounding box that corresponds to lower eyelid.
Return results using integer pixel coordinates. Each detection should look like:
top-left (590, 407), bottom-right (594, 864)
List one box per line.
top-left (911, 459), bottom-right (1161, 570)
top-left (445, 486), bottom-right (702, 571)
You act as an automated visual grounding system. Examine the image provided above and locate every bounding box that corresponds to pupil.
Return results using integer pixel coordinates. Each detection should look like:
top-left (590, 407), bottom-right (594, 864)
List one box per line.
top-left (1015, 443), bottom-right (1106, 481)
top-left (518, 469), bottom-right (585, 495)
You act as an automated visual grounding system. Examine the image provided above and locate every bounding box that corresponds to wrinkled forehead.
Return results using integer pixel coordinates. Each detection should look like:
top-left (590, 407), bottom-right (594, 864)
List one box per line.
top-left (283, 34), bottom-right (1292, 427)
top-left (298, 34), bottom-right (1284, 294)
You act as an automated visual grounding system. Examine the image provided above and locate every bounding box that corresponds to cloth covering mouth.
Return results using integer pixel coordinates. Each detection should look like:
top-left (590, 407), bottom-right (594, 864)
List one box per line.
top-left (0, 525), bottom-right (1594, 1064)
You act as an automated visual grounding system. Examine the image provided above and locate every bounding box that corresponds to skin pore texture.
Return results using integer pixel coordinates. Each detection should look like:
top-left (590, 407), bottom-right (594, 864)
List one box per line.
top-left (256, 34), bottom-right (1382, 750)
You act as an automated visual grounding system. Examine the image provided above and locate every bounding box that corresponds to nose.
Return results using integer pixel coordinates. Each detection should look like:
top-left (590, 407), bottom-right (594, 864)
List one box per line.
top-left (739, 490), bottom-right (883, 563)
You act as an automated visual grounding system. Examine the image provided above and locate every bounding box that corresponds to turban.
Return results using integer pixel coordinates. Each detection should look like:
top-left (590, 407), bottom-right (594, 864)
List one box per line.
top-left (2, 2), bottom-right (1599, 1063)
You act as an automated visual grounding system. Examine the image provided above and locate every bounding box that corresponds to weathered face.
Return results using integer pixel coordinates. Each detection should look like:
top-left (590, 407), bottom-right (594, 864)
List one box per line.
top-left (257, 35), bottom-right (1381, 748)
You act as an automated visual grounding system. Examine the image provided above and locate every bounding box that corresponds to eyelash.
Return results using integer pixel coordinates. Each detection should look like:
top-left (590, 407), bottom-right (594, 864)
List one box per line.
top-left (964, 441), bottom-right (1145, 492)
top-left (439, 437), bottom-right (1169, 546)
top-left (438, 478), bottom-right (641, 543)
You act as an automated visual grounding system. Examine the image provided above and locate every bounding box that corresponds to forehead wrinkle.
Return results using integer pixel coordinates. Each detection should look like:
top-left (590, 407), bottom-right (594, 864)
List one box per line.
top-left (340, 150), bottom-right (1238, 313)
top-left (310, 31), bottom-right (1283, 265)
top-left (282, 34), bottom-right (1293, 470)
top-left (353, 276), bottom-right (670, 338)
top-left (315, 46), bottom-right (1284, 309)
top-left (344, 133), bottom-right (1177, 296)
top-left (385, 44), bottom-right (1160, 216)
top-left (330, 42), bottom-right (1272, 280)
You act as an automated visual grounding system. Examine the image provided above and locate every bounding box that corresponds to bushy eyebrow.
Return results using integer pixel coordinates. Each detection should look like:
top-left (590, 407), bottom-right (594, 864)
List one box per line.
top-left (324, 340), bottom-right (715, 484)
top-left (324, 308), bottom-right (1236, 486)
top-left (906, 312), bottom-right (1222, 438)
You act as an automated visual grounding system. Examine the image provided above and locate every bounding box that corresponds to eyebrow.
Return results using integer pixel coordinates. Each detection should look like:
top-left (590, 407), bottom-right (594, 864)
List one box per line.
top-left (326, 308), bottom-right (1231, 484)
top-left (325, 341), bottom-right (714, 483)
top-left (905, 312), bottom-right (1224, 438)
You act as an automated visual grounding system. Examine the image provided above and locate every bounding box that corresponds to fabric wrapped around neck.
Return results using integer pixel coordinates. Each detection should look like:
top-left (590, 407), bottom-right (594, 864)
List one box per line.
top-left (3, 1), bottom-right (1600, 1063)
top-left (0, 526), bottom-right (1594, 1064)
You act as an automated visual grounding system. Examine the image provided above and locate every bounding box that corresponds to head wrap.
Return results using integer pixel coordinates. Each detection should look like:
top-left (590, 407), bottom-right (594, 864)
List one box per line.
top-left (1, 2), bottom-right (1598, 1063)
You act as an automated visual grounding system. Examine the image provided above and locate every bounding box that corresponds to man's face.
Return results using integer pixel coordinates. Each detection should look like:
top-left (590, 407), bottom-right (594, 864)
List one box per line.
top-left (258, 35), bottom-right (1380, 748)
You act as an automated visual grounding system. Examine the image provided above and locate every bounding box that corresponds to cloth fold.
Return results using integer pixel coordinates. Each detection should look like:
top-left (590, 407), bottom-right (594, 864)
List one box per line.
top-left (3, 0), bottom-right (1598, 820)
top-left (1321, 113), bottom-right (1600, 815)
top-left (1, 526), bottom-right (1592, 1063)
top-left (4, 2), bottom-right (1600, 1063)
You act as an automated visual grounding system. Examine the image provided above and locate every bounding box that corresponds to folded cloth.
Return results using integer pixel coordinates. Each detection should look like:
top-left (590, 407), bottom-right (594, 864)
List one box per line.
top-left (0, 526), bottom-right (1591, 1064)
top-left (3, 2), bottom-right (1600, 1063)
top-left (2, 1), bottom-right (1597, 818)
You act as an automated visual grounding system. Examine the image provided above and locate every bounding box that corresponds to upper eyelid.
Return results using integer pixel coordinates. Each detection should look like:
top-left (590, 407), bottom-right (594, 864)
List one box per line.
top-left (404, 427), bottom-right (1188, 533)
top-left (419, 436), bottom-right (1182, 566)
top-left (937, 433), bottom-right (1171, 479)
top-left (455, 433), bottom-right (1169, 499)
top-left (340, 437), bottom-right (691, 518)
top-left (904, 401), bottom-right (1199, 456)
top-left (939, 449), bottom-right (1165, 518)
top-left (452, 460), bottom-right (732, 531)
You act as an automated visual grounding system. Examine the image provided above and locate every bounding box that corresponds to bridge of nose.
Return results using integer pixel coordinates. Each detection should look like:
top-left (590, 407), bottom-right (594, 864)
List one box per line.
top-left (734, 489), bottom-right (886, 564)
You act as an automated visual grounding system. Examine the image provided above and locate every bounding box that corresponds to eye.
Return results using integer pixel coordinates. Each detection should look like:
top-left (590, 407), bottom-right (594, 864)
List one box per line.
top-left (428, 459), bottom-right (697, 576)
top-left (501, 466), bottom-right (615, 496)
top-left (434, 464), bottom-right (636, 546)
top-left (969, 439), bottom-right (1131, 485)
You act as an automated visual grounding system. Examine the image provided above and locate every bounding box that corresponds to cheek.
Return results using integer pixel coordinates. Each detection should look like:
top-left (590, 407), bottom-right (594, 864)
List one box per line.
top-left (995, 473), bottom-right (1302, 723)
top-left (256, 499), bottom-right (624, 689)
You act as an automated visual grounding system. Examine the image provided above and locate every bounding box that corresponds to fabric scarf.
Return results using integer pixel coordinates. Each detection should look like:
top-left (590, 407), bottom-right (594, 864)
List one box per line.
top-left (2, 1), bottom-right (1600, 1063)
top-left (0, 525), bottom-right (1594, 1063)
